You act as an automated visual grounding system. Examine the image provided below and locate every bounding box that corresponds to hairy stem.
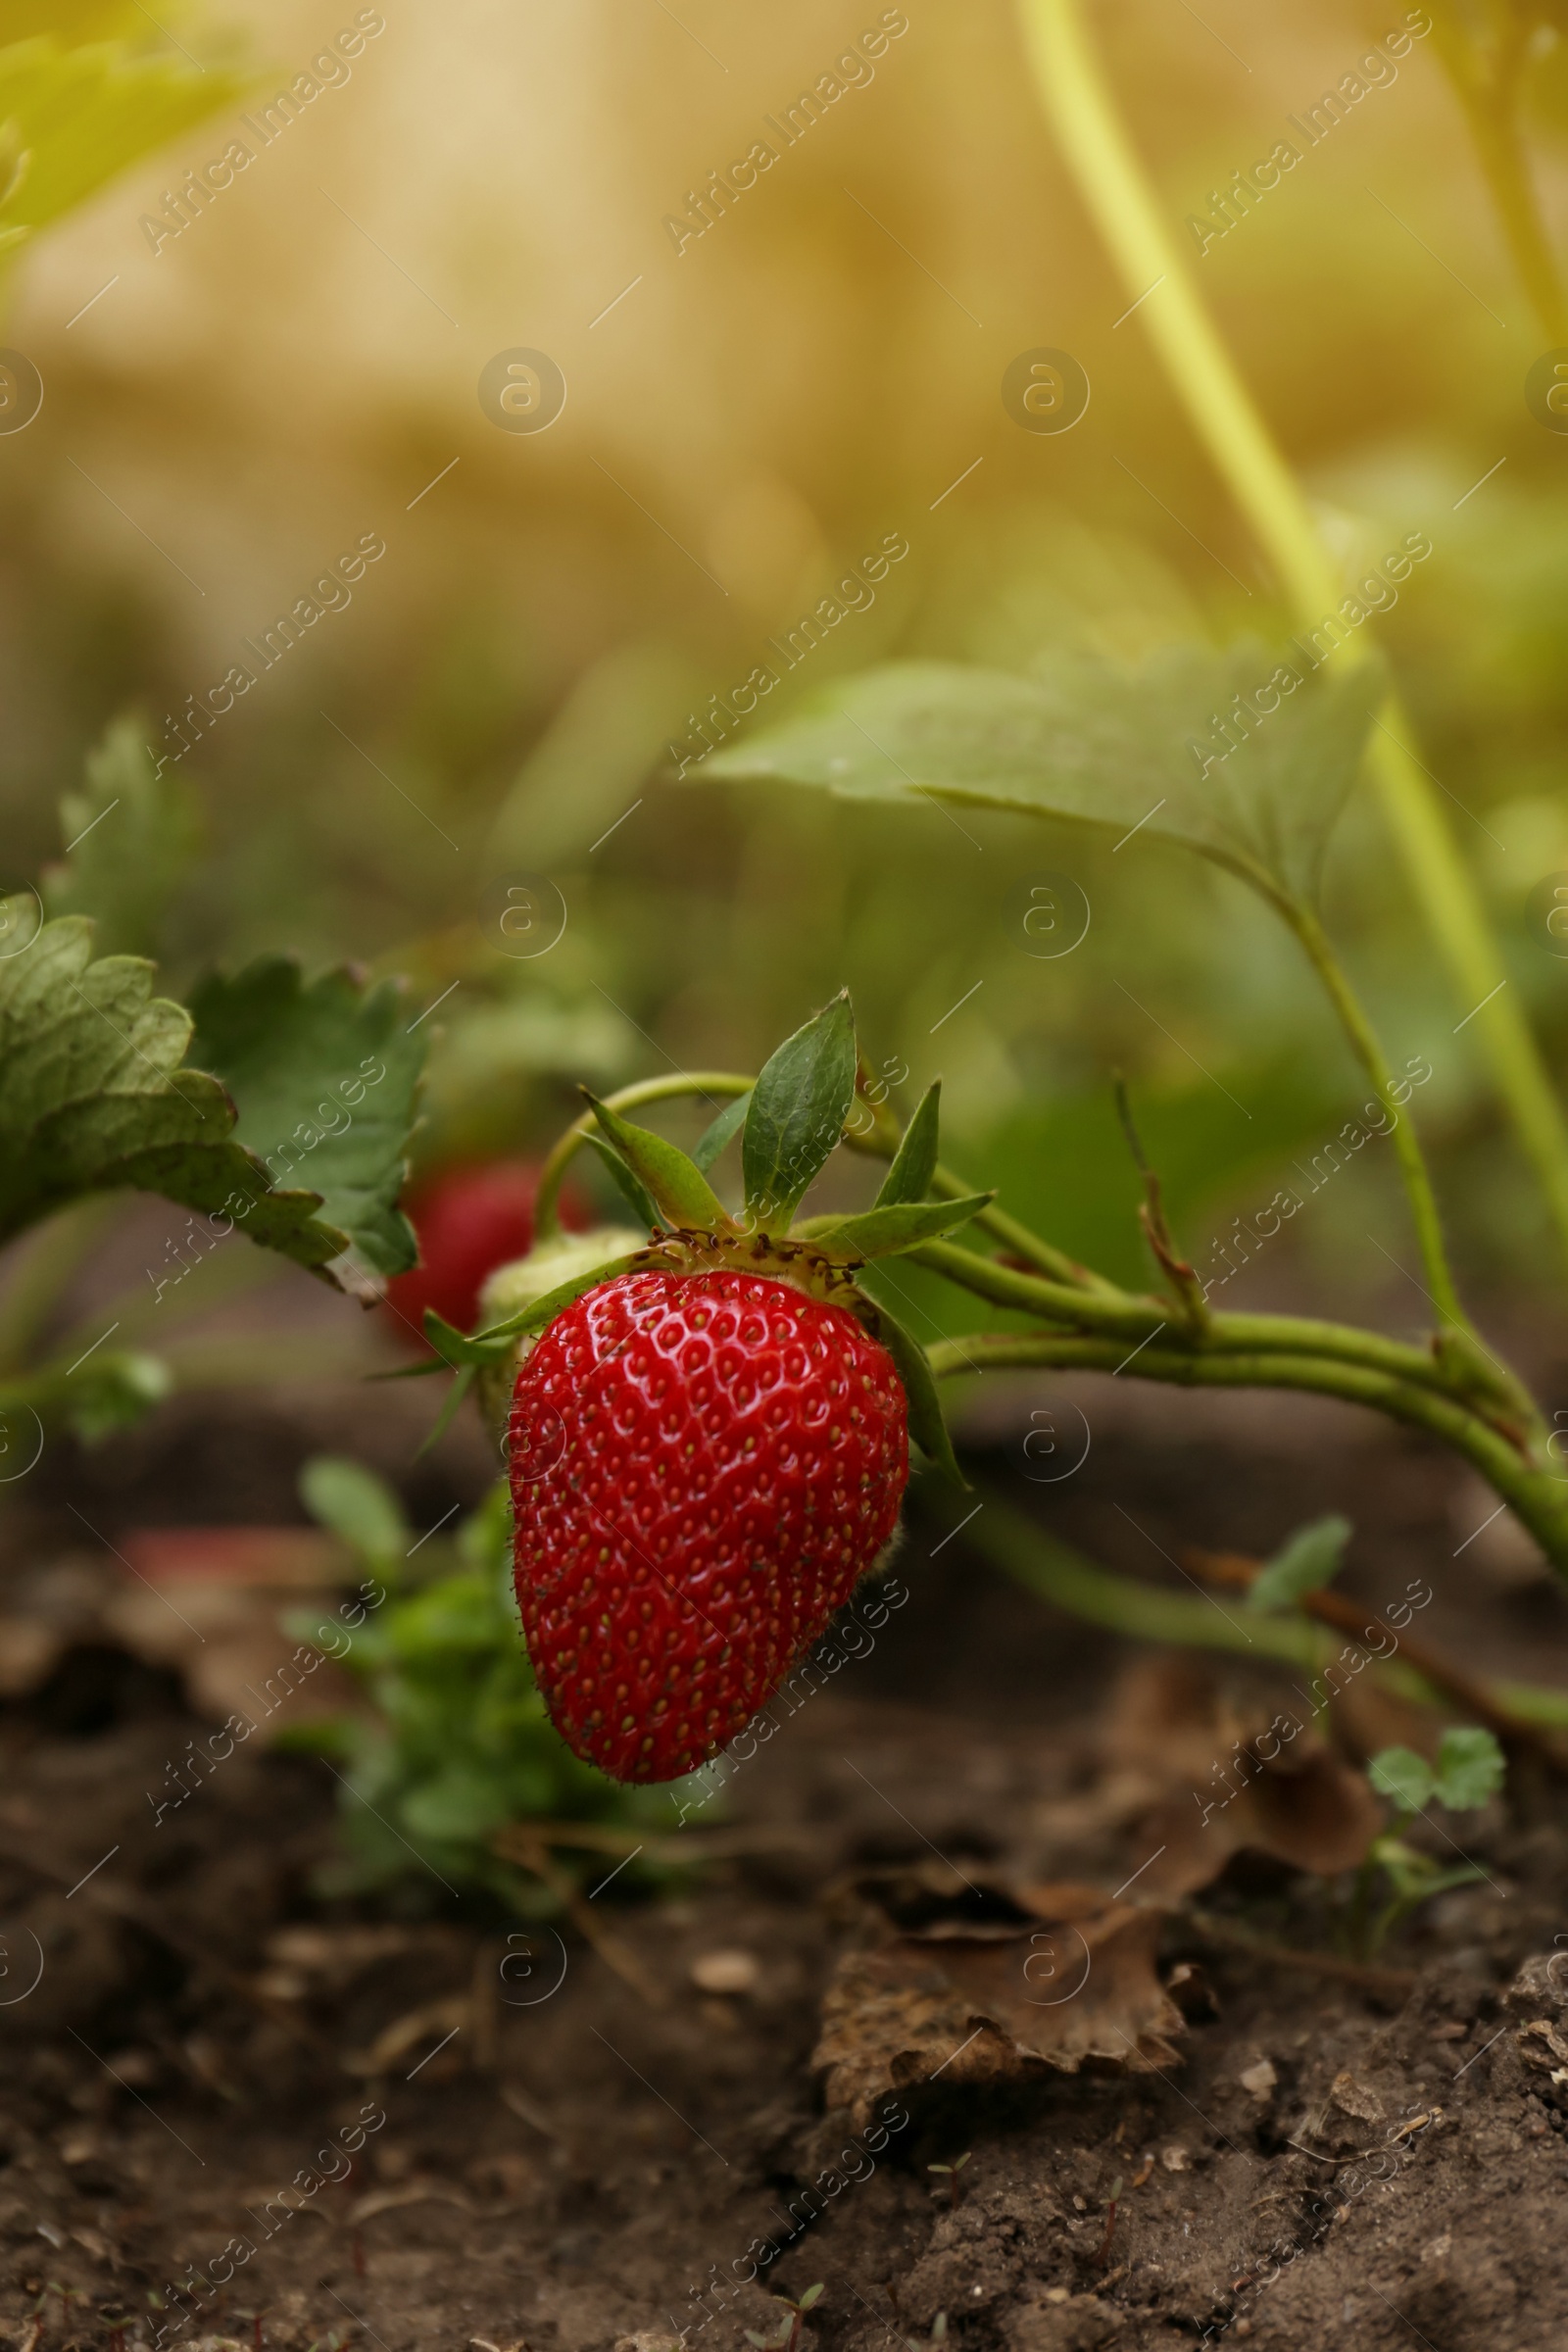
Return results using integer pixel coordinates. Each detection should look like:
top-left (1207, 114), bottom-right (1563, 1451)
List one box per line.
top-left (906, 1238), bottom-right (1489, 1407)
top-left (532, 1071), bottom-right (755, 1240)
top-left (1013, 0), bottom-right (1568, 1269)
top-left (927, 1330), bottom-right (1568, 1570)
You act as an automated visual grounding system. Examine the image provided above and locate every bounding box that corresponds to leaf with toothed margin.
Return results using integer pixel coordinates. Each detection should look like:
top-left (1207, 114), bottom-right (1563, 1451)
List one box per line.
top-left (743, 992), bottom-right (858, 1230)
top-left (801, 1194), bottom-right (994, 1261)
top-left (693, 1090), bottom-right (752, 1173)
top-left (582, 1093), bottom-right (734, 1233)
top-left (585, 1132), bottom-right (660, 1231)
top-left (869, 1299), bottom-right (965, 1485)
top-left (874, 1080), bottom-right (942, 1207)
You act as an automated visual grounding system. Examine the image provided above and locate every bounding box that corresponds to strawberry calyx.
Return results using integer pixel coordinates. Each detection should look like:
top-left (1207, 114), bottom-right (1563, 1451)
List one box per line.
top-left (418, 992), bottom-right (993, 1483)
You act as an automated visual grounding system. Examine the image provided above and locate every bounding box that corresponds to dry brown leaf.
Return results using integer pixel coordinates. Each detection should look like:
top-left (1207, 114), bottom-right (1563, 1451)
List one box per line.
top-left (1330, 2068), bottom-right (1385, 2123)
top-left (1516, 2018), bottom-right (1568, 2072)
top-left (813, 1879), bottom-right (1184, 2129)
top-left (1107, 1656), bottom-right (1381, 1897)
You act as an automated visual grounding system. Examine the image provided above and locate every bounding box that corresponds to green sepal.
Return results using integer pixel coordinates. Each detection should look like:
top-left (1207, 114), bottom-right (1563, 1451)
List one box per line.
top-left (742, 991), bottom-right (857, 1230)
top-left (874, 1080), bottom-right (941, 1207)
top-left (417, 1363), bottom-right (475, 1457)
top-left (1247, 1514), bottom-right (1350, 1612)
top-left (693, 1090), bottom-right (752, 1173)
top-left (868, 1298), bottom-right (966, 1486)
top-left (800, 1193), bottom-right (994, 1261)
top-left (585, 1132), bottom-right (660, 1230)
top-left (582, 1092), bottom-right (734, 1232)
top-left (467, 1250), bottom-right (645, 1346)
top-left (422, 1308), bottom-right (515, 1367)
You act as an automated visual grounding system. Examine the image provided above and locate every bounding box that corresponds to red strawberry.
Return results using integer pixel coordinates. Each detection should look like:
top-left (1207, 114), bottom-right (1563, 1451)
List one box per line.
top-left (509, 1264), bottom-right (908, 1782)
top-left (386, 1160), bottom-right (582, 1351)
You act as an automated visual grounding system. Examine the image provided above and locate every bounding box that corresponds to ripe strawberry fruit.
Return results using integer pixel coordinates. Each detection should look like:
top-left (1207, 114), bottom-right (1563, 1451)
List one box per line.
top-left (427, 994), bottom-right (994, 1784)
top-left (509, 1264), bottom-right (908, 1781)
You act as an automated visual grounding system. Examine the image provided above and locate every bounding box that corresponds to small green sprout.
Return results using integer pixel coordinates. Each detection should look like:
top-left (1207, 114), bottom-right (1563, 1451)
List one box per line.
top-left (927, 2150), bottom-right (972, 2207)
top-left (745, 2282), bottom-right (824, 2352)
top-left (1350, 1726), bottom-right (1506, 1954)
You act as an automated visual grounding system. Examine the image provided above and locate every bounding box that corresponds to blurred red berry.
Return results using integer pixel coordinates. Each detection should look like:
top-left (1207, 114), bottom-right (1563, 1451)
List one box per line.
top-left (385, 1161), bottom-right (579, 1348)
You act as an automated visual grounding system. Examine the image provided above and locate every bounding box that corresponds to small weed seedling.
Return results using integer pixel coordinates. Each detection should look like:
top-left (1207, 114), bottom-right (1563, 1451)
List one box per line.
top-left (745, 2281), bottom-right (824, 2352)
top-left (927, 2152), bottom-right (971, 2208)
top-left (1350, 1727), bottom-right (1506, 1955)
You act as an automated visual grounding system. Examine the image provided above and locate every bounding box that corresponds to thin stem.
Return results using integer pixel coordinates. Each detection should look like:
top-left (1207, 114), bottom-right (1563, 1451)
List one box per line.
top-left (1283, 903), bottom-right (1466, 1334)
top-left (1428, 3), bottom-right (1568, 344)
top-left (906, 1238), bottom-right (1476, 1404)
top-left (935, 1485), bottom-right (1568, 1728)
top-left (931, 1162), bottom-right (1121, 1293)
top-left (532, 1071), bottom-right (755, 1240)
top-left (925, 1331), bottom-right (1568, 1569)
top-left (1013, 0), bottom-right (1568, 1271)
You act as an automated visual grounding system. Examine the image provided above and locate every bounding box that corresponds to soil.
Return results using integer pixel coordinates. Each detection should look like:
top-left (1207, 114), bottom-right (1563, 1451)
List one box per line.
top-left (4, 1355), bottom-right (1568, 2352)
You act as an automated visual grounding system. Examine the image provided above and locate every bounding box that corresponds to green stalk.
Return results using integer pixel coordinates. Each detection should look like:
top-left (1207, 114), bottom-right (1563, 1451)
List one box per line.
top-left (906, 1238), bottom-right (1485, 1405)
top-left (926, 1329), bottom-right (1568, 1569)
top-left (1013, 0), bottom-right (1568, 1267)
top-left (1427, 2), bottom-right (1568, 345)
top-left (532, 1071), bottom-right (756, 1240)
top-left (1282, 903), bottom-right (1465, 1334)
top-left (936, 1486), bottom-right (1568, 1727)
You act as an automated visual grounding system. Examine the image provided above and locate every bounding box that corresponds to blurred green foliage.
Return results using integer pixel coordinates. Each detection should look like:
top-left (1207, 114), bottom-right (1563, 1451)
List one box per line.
top-left (291, 1461), bottom-right (672, 1912)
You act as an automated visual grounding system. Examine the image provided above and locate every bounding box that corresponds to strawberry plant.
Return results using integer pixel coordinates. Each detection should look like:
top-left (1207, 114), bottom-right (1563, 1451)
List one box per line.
top-left (290, 1458), bottom-right (668, 1905)
top-left (414, 968), bottom-right (1568, 1795)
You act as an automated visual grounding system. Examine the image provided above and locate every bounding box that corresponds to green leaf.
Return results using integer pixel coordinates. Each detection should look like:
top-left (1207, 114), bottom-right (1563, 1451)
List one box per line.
top-left (692, 1090), bottom-right (752, 1173)
top-left (1432, 1726), bottom-right (1505, 1813)
top-left (42, 714), bottom-right (201, 960)
top-left (875, 1080), bottom-right (941, 1207)
top-left (0, 902), bottom-right (344, 1272)
top-left (0, 30), bottom-right (254, 247)
top-left (300, 1454), bottom-right (408, 1565)
top-left (870, 1298), bottom-right (965, 1485)
top-left (802, 1194), bottom-right (994, 1261)
top-left (188, 957), bottom-right (424, 1279)
top-left (582, 1094), bottom-right (732, 1232)
top-left (742, 992), bottom-right (858, 1229)
top-left (1247, 1515), bottom-right (1351, 1612)
top-left (705, 646), bottom-right (1387, 909)
top-left (1369, 1746), bottom-right (1437, 1815)
top-left (585, 1131), bottom-right (660, 1230)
